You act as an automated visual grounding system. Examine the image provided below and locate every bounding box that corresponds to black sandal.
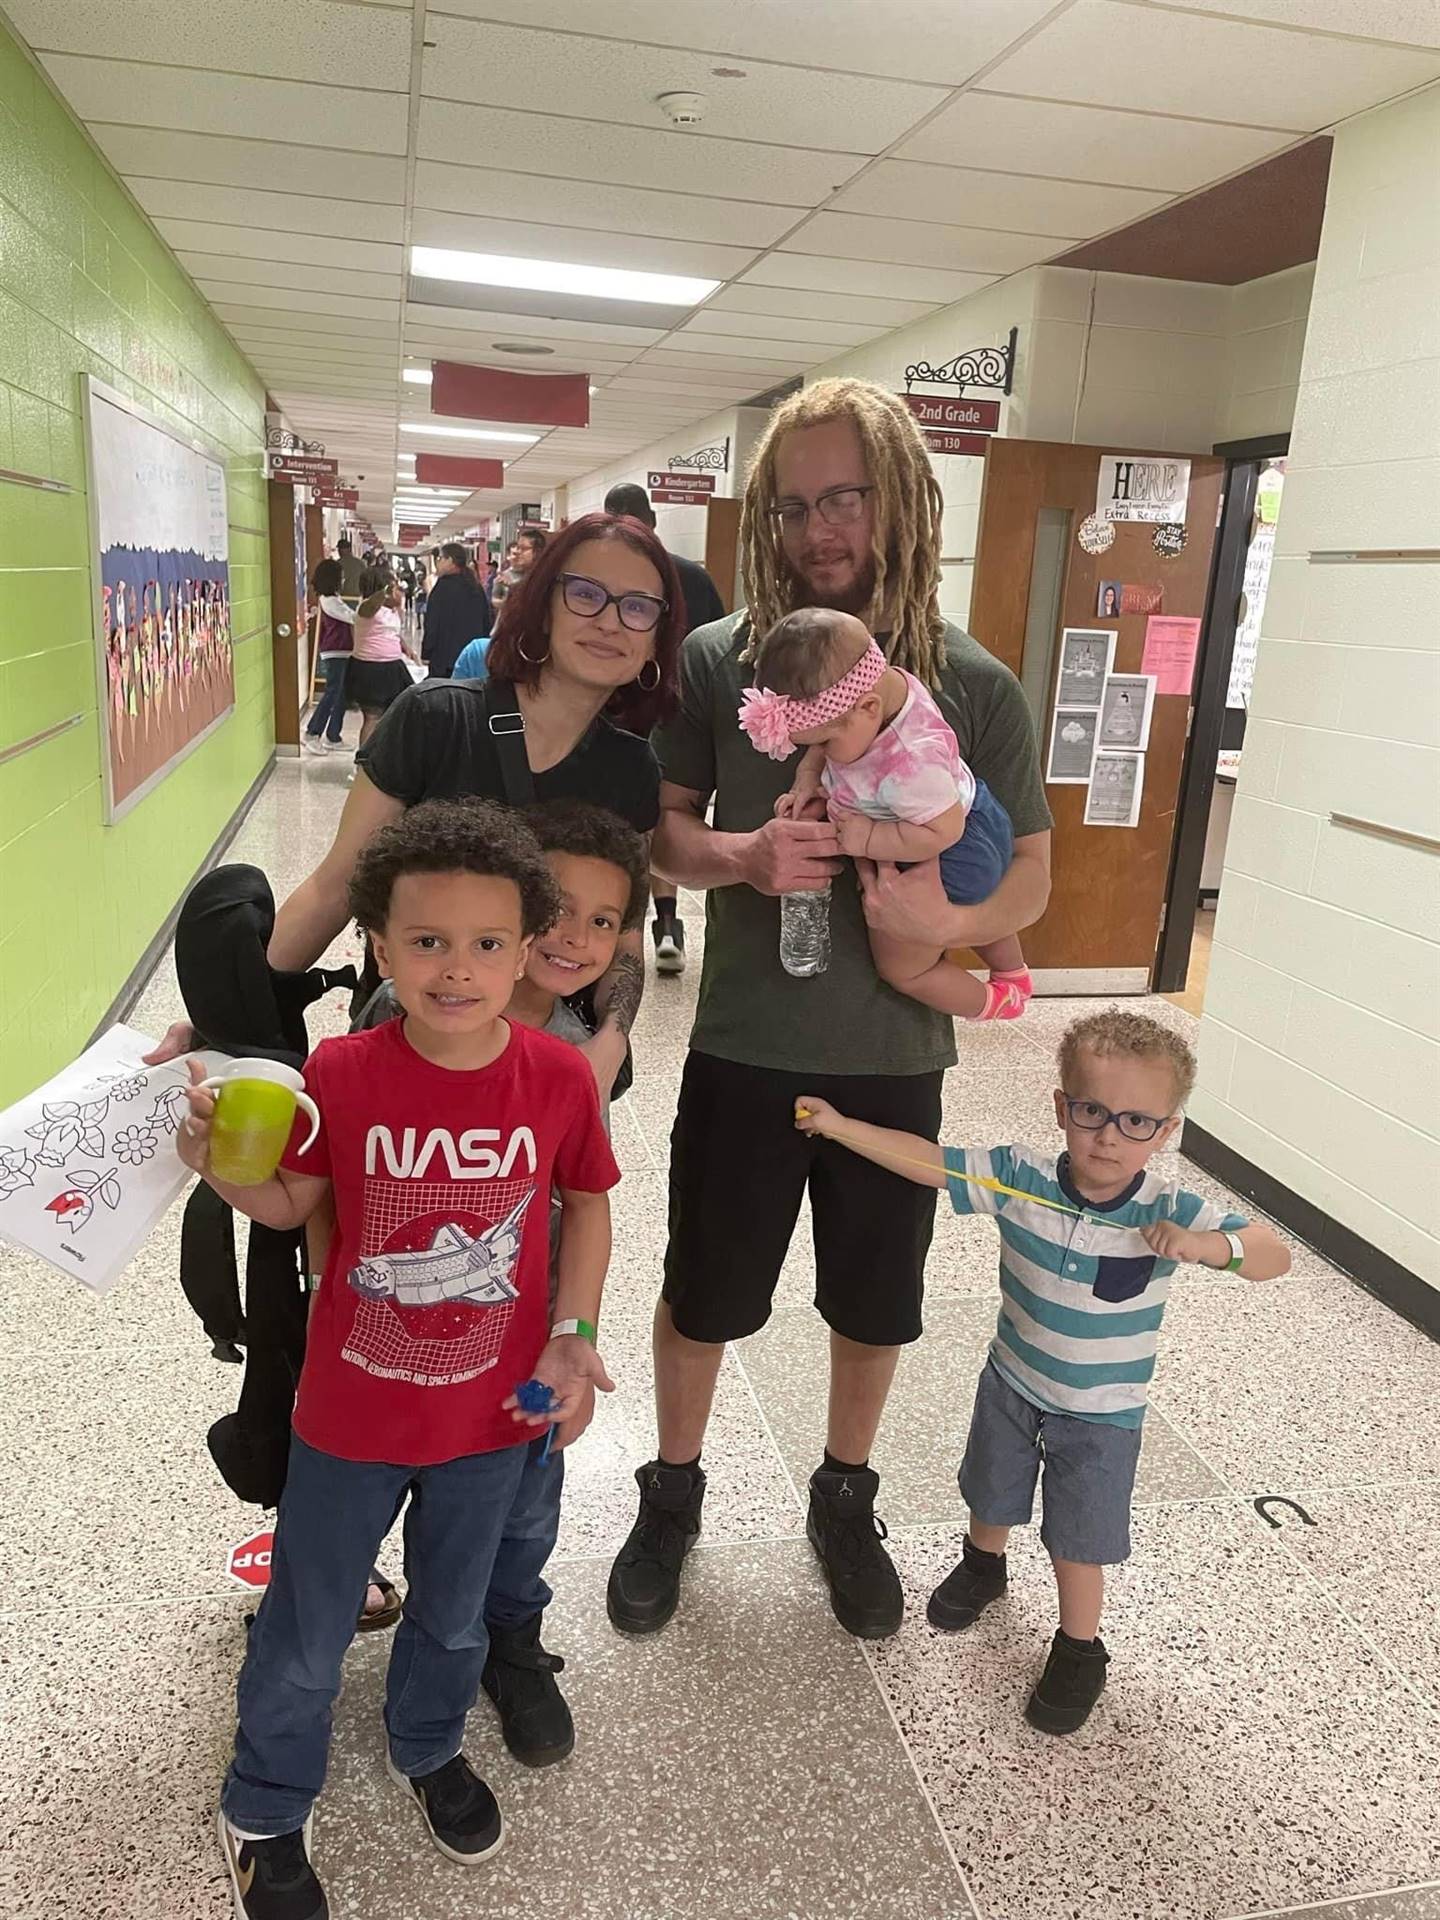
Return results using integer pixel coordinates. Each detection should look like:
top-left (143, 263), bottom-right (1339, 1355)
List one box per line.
top-left (357, 1575), bottom-right (402, 1633)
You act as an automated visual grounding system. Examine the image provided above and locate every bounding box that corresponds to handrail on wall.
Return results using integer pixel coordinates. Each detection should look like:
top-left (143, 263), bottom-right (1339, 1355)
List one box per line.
top-left (0, 711), bottom-right (85, 768)
top-left (1330, 812), bottom-right (1440, 855)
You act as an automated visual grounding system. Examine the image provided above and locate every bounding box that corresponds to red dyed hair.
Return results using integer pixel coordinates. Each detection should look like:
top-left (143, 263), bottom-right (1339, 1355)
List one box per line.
top-left (487, 512), bottom-right (683, 734)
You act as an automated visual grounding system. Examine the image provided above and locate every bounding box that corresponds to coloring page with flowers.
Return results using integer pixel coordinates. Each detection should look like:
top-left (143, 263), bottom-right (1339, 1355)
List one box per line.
top-left (0, 1025), bottom-right (223, 1295)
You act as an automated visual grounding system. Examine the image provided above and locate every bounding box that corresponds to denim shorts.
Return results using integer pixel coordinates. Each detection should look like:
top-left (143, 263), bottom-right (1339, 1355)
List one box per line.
top-left (937, 779), bottom-right (1014, 906)
top-left (958, 1361), bottom-right (1142, 1565)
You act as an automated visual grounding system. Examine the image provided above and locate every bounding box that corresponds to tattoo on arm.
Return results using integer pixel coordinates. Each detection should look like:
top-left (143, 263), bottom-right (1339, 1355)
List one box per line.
top-left (598, 952), bottom-right (644, 1036)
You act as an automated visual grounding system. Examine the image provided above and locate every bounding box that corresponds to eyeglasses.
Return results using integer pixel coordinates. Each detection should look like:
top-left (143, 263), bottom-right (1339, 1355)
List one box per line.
top-left (557, 572), bottom-right (667, 633)
top-left (1062, 1096), bottom-right (1172, 1143)
top-left (768, 485), bottom-right (876, 533)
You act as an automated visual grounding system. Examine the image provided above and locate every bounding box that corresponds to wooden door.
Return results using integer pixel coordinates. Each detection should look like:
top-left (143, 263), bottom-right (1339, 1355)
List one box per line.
top-left (704, 496), bottom-right (742, 612)
top-left (969, 439), bottom-right (1224, 987)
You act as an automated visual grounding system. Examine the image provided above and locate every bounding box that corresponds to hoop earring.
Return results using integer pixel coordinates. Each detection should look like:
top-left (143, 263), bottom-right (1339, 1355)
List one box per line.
top-left (636, 658), bottom-right (661, 692)
top-left (516, 637), bottom-right (550, 666)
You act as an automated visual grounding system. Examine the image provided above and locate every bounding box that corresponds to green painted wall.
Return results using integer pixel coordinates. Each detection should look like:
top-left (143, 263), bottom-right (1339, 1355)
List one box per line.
top-left (0, 24), bottom-right (273, 1104)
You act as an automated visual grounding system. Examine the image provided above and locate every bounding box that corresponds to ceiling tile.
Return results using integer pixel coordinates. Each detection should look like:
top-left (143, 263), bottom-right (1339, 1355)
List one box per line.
top-left (681, 306), bottom-right (881, 346)
top-left (92, 128), bottom-right (407, 202)
top-left (783, 212), bottom-right (1051, 274)
top-left (669, 326), bottom-right (830, 362)
top-left (7, 0), bottom-right (410, 82)
top-left (740, 253), bottom-right (997, 303)
top-left (639, 348), bottom-right (804, 376)
top-left (217, 303), bottom-right (400, 337)
top-left (198, 275), bottom-right (400, 317)
top-left (428, 0), bottom-right (1062, 87)
top-left (404, 302), bottom-right (663, 347)
top-left (244, 342), bottom-right (400, 369)
top-left (40, 55), bottom-right (411, 154)
top-left (407, 208), bottom-right (757, 282)
top-left (157, 219), bottom-right (403, 275)
top-left (978, 1), bottom-right (1440, 131)
top-left (897, 92), bottom-right (1294, 192)
top-left (412, 161), bottom-right (801, 247)
top-left (703, 283), bottom-right (938, 328)
top-left (129, 178), bottom-right (407, 243)
top-left (1171, 0), bottom-right (1440, 47)
top-left (418, 101), bottom-right (860, 206)
top-left (831, 158), bottom-right (1172, 240)
top-left (423, 16), bottom-right (947, 156)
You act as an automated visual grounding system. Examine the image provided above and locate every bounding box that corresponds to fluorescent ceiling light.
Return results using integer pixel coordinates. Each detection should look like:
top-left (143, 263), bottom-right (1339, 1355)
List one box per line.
top-left (411, 244), bottom-right (718, 308)
top-left (403, 368), bottom-right (433, 385)
top-left (400, 423), bottom-right (537, 444)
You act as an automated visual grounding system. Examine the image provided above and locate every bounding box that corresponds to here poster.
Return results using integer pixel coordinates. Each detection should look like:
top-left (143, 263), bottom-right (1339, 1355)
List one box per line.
top-left (85, 378), bottom-right (235, 822)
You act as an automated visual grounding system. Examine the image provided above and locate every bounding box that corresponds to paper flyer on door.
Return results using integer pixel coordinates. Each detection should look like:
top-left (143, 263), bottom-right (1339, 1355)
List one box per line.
top-left (1097, 673), bottom-right (1156, 752)
top-left (1055, 629), bottom-right (1114, 708)
top-left (1045, 707), bottom-right (1100, 784)
top-left (1084, 751), bottom-right (1145, 828)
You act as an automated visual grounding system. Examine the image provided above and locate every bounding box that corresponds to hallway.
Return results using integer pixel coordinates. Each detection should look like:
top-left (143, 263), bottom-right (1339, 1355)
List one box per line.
top-left (1, 755), bottom-right (1436, 1920)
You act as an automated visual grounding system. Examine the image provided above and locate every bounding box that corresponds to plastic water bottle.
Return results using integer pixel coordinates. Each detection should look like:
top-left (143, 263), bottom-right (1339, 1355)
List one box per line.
top-left (779, 884), bottom-right (831, 977)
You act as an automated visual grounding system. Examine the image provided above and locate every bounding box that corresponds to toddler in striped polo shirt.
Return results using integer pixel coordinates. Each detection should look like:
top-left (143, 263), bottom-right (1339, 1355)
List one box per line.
top-left (795, 1008), bottom-right (1289, 1734)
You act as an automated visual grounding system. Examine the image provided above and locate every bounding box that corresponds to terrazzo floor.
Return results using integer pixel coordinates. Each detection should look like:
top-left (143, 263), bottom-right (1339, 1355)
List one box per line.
top-left (1, 750), bottom-right (1436, 1920)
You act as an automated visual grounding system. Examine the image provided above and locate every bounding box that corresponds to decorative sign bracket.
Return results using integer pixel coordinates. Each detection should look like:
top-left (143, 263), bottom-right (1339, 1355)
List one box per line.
top-left (669, 438), bottom-right (730, 473)
top-left (265, 427), bottom-right (326, 455)
top-left (905, 326), bottom-right (1017, 398)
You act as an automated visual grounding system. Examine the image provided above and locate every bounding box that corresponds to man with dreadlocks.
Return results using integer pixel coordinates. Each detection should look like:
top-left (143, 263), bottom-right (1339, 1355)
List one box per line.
top-left (606, 378), bottom-right (1052, 1642)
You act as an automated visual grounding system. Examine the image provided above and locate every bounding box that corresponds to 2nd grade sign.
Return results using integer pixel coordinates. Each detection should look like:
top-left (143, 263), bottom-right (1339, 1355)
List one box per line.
top-left (903, 395), bottom-right (1001, 433)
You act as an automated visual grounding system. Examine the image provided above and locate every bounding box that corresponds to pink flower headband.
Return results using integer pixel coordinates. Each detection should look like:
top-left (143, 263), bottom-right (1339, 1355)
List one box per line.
top-left (738, 639), bottom-right (886, 761)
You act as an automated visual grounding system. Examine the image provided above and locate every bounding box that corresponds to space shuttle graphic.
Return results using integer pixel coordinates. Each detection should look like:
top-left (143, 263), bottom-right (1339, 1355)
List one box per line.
top-left (351, 1193), bottom-right (532, 1309)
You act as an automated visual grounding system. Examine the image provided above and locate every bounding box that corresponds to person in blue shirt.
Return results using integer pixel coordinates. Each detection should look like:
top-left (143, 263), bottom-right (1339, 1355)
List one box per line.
top-left (452, 633), bottom-right (491, 681)
top-left (795, 1007), bottom-right (1288, 1735)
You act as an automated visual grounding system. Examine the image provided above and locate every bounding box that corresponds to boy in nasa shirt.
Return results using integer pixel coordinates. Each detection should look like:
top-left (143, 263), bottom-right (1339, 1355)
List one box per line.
top-left (179, 799), bottom-right (618, 1920)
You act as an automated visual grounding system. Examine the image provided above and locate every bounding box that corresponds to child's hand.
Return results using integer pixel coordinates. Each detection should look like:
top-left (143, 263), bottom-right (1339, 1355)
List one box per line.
top-left (832, 810), bottom-right (873, 858)
top-left (794, 1096), bottom-right (842, 1138)
top-left (177, 1057), bottom-right (216, 1176)
top-left (504, 1334), bottom-right (615, 1429)
top-left (1141, 1220), bottom-right (1214, 1264)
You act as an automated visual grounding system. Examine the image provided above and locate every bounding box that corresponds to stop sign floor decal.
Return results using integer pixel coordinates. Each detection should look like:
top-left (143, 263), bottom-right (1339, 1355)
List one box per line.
top-left (227, 1528), bottom-right (274, 1590)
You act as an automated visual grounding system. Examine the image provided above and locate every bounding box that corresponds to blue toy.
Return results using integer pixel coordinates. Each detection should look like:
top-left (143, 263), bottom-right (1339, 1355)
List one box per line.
top-left (514, 1377), bottom-right (561, 1461)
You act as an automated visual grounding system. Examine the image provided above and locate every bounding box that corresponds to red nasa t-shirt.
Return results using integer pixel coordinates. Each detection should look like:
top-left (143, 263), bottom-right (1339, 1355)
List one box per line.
top-left (282, 1017), bottom-right (619, 1466)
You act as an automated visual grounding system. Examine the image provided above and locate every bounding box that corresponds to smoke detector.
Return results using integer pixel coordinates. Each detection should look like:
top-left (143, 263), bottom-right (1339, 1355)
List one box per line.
top-left (657, 91), bottom-right (706, 128)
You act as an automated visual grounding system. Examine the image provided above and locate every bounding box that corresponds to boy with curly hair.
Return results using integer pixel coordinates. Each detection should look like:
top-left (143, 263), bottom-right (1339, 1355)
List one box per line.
top-left (180, 799), bottom-right (618, 1920)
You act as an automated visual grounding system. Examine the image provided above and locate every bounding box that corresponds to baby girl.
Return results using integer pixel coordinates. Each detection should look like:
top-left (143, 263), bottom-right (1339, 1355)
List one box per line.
top-left (740, 608), bottom-right (1030, 1021)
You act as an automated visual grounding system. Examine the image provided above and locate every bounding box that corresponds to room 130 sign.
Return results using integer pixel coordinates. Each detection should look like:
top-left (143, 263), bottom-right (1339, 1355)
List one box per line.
top-left (1096, 455), bottom-right (1190, 525)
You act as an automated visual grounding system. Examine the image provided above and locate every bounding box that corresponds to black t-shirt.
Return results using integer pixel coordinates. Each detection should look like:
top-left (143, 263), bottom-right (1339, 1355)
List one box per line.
top-left (670, 552), bottom-right (726, 635)
top-left (356, 678), bottom-right (661, 832)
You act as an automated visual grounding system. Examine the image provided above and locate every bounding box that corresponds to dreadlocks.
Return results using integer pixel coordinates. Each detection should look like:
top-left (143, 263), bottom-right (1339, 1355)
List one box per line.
top-left (738, 378), bottom-right (947, 687)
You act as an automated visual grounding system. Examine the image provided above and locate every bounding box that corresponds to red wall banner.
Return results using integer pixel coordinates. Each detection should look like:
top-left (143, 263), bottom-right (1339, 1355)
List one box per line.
top-left (430, 362), bottom-right (589, 428)
top-left (415, 453), bottom-right (505, 490)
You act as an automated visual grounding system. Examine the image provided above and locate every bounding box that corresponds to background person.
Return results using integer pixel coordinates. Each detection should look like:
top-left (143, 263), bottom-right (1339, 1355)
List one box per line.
top-left (348, 568), bottom-right (419, 749)
top-left (603, 481), bottom-right (726, 980)
top-left (335, 536), bottom-right (364, 600)
top-left (492, 526), bottom-right (546, 617)
top-left (423, 541), bottom-right (492, 679)
top-left (302, 558), bottom-right (355, 757)
top-left (604, 377), bottom-right (1053, 1646)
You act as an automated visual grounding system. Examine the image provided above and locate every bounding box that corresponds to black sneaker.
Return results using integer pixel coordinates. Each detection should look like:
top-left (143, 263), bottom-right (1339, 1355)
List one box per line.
top-left (1025, 1630), bottom-right (1110, 1734)
top-left (217, 1810), bottom-right (327, 1920)
top-left (480, 1611), bottom-right (574, 1767)
top-left (386, 1751), bottom-right (504, 1865)
top-left (652, 915), bottom-right (686, 976)
top-left (927, 1545), bottom-right (1008, 1631)
top-left (806, 1466), bottom-right (903, 1639)
top-left (606, 1461), bottom-right (706, 1634)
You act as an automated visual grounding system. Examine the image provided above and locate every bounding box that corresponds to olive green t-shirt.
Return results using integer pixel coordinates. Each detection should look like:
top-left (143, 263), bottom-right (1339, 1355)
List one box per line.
top-left (653, 612), bottom-right (1052, 1078)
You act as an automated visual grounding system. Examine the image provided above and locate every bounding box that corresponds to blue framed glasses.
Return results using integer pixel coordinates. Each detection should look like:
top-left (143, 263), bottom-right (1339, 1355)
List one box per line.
top-left (1062, 1096), bottom-right (1171, 1143)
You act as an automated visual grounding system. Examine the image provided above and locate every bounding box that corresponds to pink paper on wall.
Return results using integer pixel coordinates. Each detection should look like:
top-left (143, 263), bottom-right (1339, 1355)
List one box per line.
top-left (1141, 615), bottom-right (1202, 696)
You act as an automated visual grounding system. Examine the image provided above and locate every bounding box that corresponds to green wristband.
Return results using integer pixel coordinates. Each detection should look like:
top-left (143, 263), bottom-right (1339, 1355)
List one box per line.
top-left (550, 1316), bottom-right (597, 1343)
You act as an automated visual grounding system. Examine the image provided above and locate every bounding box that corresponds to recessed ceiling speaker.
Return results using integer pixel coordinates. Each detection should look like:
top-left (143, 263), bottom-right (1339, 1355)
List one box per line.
top-left (657, 91), bottom-right (706, 127)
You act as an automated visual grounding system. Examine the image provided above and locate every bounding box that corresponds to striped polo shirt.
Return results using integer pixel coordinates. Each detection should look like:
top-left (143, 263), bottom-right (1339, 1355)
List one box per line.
top-left (944, 1144), bottom-right (1247, 1429)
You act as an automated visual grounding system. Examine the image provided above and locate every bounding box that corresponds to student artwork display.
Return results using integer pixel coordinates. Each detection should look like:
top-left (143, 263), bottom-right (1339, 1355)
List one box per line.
top-left (1046, 707), bottom-right (1100, 784)
top-left (84, 377), bottom-right (235, 822)
top-left (1097, 673), bottom-right (1155, 751)
top-left (1084, 751), bottom-right (1145, 828)
top-left (1055, 628), bottom-right (1114, 708)
top-left (0, 1025), bottom-right (223, 1296)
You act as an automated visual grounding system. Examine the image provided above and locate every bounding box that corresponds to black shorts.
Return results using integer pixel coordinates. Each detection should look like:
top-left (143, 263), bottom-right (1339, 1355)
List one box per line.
top-left (662, 1050), bottom-right (942, 1347)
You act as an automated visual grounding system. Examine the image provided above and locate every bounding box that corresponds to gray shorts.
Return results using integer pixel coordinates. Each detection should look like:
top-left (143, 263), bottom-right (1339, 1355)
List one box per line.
top-left (958, 1361), bottom-right (1143, 1566)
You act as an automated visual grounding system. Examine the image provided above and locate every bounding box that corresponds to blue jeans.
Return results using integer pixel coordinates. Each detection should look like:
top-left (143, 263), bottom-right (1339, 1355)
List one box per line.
top-left (222, 1432), bottom-right (559, 1835)
top-left (305, 655), bottom-right (348, 742)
